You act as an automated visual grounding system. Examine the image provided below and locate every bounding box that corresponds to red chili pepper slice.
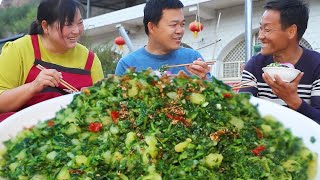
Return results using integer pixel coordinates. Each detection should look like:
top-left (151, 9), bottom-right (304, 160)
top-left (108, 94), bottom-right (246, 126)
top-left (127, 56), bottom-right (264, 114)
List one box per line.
top-left (166, 113), bottom-right (191, 127)
top-left (47, 120), bottom-right (55, 127)
top-left (254, 127), bottom-right (263, 139)
top-left (88, 122), bottom-right (103, 132)
top-left (69, 169), bottom-right (83, 174)
top-left (110, 111), bottom-right (120, 123)
top-left (166, 113), bottom-right (174, 119)
top-left (223, 93), bottom-right (232, 99)
top-left (251, 145), bottom-right (266, 156)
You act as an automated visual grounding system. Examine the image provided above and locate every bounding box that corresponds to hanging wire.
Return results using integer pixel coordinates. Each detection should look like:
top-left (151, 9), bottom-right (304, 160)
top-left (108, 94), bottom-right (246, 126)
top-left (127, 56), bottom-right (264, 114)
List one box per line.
top-left (196, 0), bottom-right (201, 33)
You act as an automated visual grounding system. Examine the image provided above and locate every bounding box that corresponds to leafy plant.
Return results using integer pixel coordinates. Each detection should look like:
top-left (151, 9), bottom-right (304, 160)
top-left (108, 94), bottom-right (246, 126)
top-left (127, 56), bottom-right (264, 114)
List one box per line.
top-left (92, 42), bottom-right (123, 76)
top-left (80, 33), bottom-right (123, 76)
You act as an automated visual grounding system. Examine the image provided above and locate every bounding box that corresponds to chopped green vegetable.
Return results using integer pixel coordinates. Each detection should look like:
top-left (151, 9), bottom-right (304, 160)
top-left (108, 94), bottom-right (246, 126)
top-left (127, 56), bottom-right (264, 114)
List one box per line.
top-left (267, 62), bottom-right (294, 68)
top-left (0, 70), bottom-right (317, 179)
top-left (159, 64), bottom-right (169, 73)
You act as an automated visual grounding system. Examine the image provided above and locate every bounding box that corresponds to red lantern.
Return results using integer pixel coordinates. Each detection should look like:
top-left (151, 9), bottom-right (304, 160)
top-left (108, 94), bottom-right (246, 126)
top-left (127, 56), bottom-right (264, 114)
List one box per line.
top-left (114, 36), bottom-right (126, 50)
top-left (189, 21), bottom-right (204, 38)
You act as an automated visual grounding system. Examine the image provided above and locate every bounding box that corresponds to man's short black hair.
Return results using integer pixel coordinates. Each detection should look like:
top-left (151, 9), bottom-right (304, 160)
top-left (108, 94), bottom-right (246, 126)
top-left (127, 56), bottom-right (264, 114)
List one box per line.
top-left (143, 0), bottom-right (184, 35)
top-left (264, 0), bottom-right (309, 41)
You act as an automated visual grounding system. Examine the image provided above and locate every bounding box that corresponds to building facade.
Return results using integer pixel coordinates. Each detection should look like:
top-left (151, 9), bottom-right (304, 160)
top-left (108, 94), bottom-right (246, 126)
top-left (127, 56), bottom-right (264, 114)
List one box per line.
top-left (83, 0), bottom-right (320, 83)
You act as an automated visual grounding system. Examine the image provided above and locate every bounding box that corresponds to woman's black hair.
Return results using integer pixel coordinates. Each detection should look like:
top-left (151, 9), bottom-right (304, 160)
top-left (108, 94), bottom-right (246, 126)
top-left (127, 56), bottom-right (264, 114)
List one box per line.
top-left (29, 0), bottom-right (84, 35)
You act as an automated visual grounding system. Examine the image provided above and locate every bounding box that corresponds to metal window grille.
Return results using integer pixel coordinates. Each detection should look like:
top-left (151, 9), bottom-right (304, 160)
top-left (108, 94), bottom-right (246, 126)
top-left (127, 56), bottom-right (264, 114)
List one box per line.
top-left (223, 61), bottom-right (243, 78)
top-left (222, 40), bottom-right (245, 80)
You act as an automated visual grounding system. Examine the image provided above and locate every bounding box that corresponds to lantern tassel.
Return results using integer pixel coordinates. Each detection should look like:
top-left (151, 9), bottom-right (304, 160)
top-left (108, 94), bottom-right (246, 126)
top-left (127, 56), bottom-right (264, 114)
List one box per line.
top-left (118, 45), bottom-right (124, 50)
top-left (193, 31), bottom-right (199, 38)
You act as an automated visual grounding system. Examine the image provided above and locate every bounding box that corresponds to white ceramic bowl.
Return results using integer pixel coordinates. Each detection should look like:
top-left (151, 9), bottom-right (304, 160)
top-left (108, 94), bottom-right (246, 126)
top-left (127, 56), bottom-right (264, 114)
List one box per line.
top-left (262, 67), bottom-right (301, 82)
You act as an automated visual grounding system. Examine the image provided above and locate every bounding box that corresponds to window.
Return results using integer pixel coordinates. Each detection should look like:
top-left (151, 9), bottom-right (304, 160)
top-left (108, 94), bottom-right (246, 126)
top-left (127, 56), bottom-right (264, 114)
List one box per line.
top-left (222, 40), bottom-right (245, 80)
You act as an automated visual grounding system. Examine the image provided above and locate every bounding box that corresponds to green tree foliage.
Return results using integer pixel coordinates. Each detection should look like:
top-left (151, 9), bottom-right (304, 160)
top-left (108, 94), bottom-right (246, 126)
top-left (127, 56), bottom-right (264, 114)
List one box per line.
top-left (0, 0), bottom-right (39, 38)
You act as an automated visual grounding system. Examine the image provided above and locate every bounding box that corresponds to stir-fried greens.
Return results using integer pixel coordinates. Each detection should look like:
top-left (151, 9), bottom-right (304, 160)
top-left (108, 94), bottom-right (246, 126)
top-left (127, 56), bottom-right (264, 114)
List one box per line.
top-left (267, 62), bottom-right (295, 69)
top-left (0, 70), bottom-right (317, 179)
top-left (159, 64), bottom-right (169, 73)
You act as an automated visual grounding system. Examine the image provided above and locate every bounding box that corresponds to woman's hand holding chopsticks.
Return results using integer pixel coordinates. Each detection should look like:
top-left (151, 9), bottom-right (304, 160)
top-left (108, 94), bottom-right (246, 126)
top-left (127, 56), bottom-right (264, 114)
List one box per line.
top-left (36, 64), bottom-right (79, 93)
top-left (32, 66), bottom-right (63, 93)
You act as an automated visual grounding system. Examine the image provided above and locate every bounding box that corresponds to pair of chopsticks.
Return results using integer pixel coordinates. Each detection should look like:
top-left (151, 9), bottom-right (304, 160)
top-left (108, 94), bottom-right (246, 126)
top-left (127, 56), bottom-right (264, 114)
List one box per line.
top-left (231, 80), bottom-right (256, 90)
top-left (36, 64), bottom-right (79, 93)
top-left (166, 61), bottom-right (216, 68)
